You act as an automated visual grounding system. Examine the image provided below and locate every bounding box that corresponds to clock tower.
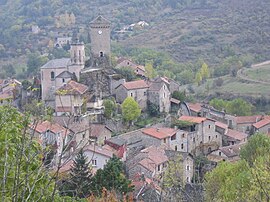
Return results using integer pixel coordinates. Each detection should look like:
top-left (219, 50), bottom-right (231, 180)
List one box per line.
top-left (89, 15), bottom-right (111, 68)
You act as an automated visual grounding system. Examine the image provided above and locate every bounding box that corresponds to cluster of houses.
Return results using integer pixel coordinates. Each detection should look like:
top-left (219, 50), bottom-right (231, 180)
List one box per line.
top-left (1, 15), bottom-right (270, 200)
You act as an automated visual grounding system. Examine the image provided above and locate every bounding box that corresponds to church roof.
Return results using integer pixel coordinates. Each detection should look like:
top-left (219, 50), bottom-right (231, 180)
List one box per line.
top-left (56, 71), bottom-right (73, 78)
top-left (41, 58), bottom-right (71, 69)
top-left (56, 80), bottom-right (88, 95)
top-left (90, 15), bottom-right (110, 25)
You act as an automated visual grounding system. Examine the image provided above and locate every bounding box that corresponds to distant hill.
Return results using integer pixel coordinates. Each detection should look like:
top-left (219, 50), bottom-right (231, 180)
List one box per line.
top-left (0, 0), bottom-right (270, 67)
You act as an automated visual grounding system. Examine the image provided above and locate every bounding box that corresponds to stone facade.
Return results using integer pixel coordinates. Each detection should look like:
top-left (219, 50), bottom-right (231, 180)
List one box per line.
top-left (148, 80), bottom-right (170, 113)
top-left (89, 15), bottom-right (111, 68)
top-left (41, 41), bottom-right (85, 106)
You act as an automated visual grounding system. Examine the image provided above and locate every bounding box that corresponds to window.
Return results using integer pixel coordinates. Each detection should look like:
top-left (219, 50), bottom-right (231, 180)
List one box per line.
top-left (187, 177), bottom-right (189, 182)
top-left (164, 93), bottom-right (165, 98)
top-left (158, 164), bottom-right (161, 171)
top-left (127, 62), bottom-right (130, 65)
top-left (216, 135), bottom-right (218, 138)
top-left (92, 159), bottom-right (97, 166)
top-left (163, 138), bottom-right (166, 143)
top-left (79, 50), bottom-right (81, 56)
top-left (130, 93), bottom-right (133, 97)
top-left (208, 136), bottom-right (211, 141)
top-left (144, 91), bottom-right (147, 96)
top-left (175, 145), bottom-right (177, 151)
top-left (208, 125), bottom-right (211, 129)
top-left (100, 52), bottom-right (104, 57)
top-left (219, 151), bottom-right (222, 156)
top-left (171, 134), bottom-right (176, 140)
top-left (193, 137), bottom-right (195, 143)
top-left (187, 165), bottom-right (190, 170)
top-left (182, 133), bottom-right (185, 138)
top-left (50, 71), bottom-right (55, 80)
top-left (62, 78), bottom-right (65, 83)
top-left (181, 143), bottom-right (184, 149)
top-left (82, 133), bottom-right (85, 139)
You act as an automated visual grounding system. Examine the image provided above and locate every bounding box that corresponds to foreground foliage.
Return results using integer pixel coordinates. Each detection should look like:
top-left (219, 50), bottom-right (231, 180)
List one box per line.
top-left (0, 106), bottom-right (56, 201)
top-left (205, 134), bottom-right (270, 202)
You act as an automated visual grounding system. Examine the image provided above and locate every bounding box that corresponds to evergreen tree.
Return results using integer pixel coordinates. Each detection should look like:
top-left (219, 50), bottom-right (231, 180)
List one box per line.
top-left (60, 150), bottom-right (92, 198)
top-left (90, 156), bottom-right (133, 197)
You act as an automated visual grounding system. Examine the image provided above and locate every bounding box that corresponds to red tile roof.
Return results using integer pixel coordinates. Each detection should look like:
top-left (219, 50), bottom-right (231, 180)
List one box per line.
top-left (0, 91), bottom-right (13, 100)
top-left (122, 80), bottom-right (149, 90)
top-left (235, 115), bottom-right (263, 124)
top-left (215, 121), bottom-right (228, 129)
top-left (253, 118), bottom-right (270, 129)
top-left (32, 120), bottom-right (67, 134)
top-left (56, 80), bottom-right (88, 95)
top-left (84, 144), bottom-right (113, 158)
top-left (138, 146), bottom-right (168, 172)
top-left (225, 129), bottom-right (248, 141)
top-left (90, 124), bottom-right (112, 137)
top-left (178, 115), bottom-right (207, 124)
top-left (188, 103), bottom-right (202, 113)
top-left (142, 127), bottom-right (177, 139)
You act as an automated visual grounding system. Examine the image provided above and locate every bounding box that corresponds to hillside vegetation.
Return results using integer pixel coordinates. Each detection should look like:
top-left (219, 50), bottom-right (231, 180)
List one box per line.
top-left (0, 0), bottom-right (269, 63)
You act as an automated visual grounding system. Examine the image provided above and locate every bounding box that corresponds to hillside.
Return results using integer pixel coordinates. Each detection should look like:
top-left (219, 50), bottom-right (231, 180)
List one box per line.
top-left (0, 0), bottom-right (270, 70)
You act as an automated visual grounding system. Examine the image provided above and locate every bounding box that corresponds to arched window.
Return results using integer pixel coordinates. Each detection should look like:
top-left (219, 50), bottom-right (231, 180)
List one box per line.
top-left (51, 71), bottom-right (55, 79)
top-left (100, 52), bottom-right (104, 57)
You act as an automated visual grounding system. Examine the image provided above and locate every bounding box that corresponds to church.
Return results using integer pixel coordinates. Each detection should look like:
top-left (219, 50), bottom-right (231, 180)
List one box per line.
top-left (40, 15), bottom-right (114, 116)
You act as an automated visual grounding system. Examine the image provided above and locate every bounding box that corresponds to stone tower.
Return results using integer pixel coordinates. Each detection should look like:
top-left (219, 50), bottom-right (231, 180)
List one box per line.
top-left (68, 39), bottom-right (85, 80)
top-left (89, 15), bottom-right (111, 68)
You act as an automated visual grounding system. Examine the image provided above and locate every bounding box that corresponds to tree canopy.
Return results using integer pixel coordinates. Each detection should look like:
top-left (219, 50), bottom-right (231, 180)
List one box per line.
top-left (121, 96), bottom-right (141, 123)
top-left (205, 134), bottom-right (270, 202)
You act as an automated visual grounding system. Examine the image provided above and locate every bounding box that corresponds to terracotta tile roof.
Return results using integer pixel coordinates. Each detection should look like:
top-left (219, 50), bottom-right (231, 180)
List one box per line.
top-left (32, 120), bottom-right (67, 134)
top-left (188, 103), bottom-right (202, 113)
top-left (122, 80), bottom-right (149, 90)
top-left (235, 115), bottom-right (263, 124)
top-left (56, 80), bottom-right (88, 95)
top-left (142, 127), bottom-right (177, 139)
top-left (225, 129), bottom-right (248, 141)
top-left (253, 118), bottom-right (270, 129)
top-left (90, 124), bottom-right (112, 137)
top-left (0, 91), bottom-right (13, 100)
top-left (219, 143), bottom-right (246, 158)
top-left (138, 146), bottom-right (168, 172)
top-left (170, 98), bottom-right (180, 104)
top-left (84, 144), bottom-right (113, 158)
top-left (178, 115), bottom-right (207, 124)
top-left (55, 106), bottom-right (72, 112)
top-left (148, 81), bottom-right (165, 91)
top-left (215, 121), bottom-right (228, 129)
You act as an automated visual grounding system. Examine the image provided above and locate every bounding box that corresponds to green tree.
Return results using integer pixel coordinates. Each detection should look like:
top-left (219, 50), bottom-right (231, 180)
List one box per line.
top-left (195, 72), bottom-right (202, 86)
top-left (145, 62), bottom-right (157, 78)
top-left (227, 98), bottom-right (253, 116)
top-left (103, 98), bottom-right (116, 118)
top-left (147, 100), bottom-right (160, 116)
top-left (27, 52), bottom-right (48, 75)
top-left (2, 64), bottom-right (16, 77)
top-left (59, 150), bottom-right (92, 198)
top-left (200, 62), bottom-right (210, 80)
top-left (90, 156), bottom-right (133, 197)
top-left (0, 106), bottom-right (57, 201)
top-left (172, 91), bottom-right (186, 102)
top-left (121, 97), bottom-right (141, 124)
top-left (205, 134), bottom-right (270, 202)
top-left (115, 67), bottom-right (136, 81)
top-left (162, 155), bottom-right (191, 201)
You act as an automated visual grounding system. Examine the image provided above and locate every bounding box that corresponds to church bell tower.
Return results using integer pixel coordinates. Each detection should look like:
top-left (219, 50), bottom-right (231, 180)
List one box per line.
top-left (89, 15), bottom-right (111, 68)
top-left (68, 39), bottom-right (85, 80)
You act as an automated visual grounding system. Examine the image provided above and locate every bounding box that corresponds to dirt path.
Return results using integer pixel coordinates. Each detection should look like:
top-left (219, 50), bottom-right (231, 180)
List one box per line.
top-left (237, 65), bottom-right (270, 85)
